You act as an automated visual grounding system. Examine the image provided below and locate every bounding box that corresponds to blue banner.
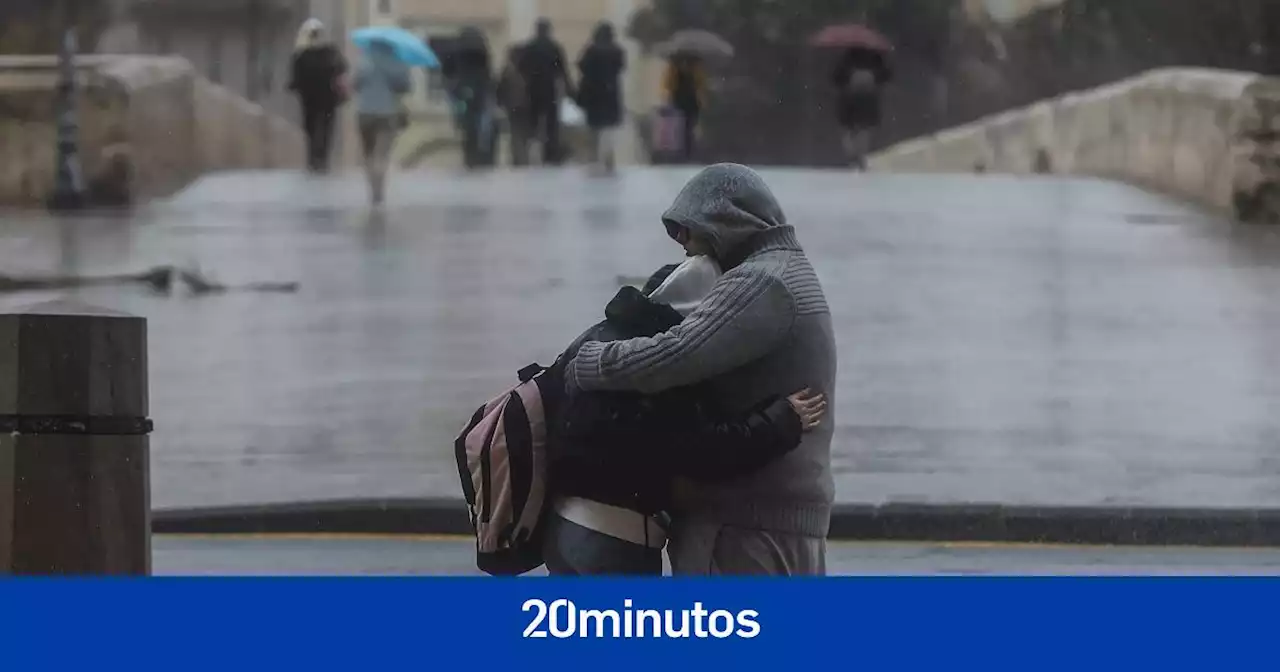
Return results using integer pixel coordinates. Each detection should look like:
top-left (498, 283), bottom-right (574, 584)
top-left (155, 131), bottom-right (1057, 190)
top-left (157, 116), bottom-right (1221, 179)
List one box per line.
top-left (0, 578), bottom-right (1269, 671)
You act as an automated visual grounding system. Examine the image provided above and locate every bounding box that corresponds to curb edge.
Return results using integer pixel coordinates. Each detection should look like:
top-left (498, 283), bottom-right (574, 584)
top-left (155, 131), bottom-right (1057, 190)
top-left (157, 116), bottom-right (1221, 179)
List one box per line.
top-left (151, 499), bottom-right (1280, 547)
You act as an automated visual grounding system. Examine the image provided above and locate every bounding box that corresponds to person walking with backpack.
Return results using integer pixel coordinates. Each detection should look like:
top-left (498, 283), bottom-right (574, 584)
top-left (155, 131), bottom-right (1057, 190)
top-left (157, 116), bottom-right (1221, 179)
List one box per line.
top-left (831, 47), bottom-right (890, 171)
top-left (353, 40), bottom-right (411, 205)
top-left (289, 19), bottom-right (348, 173)
top-left (544, 256), bottom-right (826, 575)
top-left (662, 54), bottom-right (706, 163)
top-left (566, 163), bottom-right (837, 576)
top-left (575, 22), bottom-right (626, 176)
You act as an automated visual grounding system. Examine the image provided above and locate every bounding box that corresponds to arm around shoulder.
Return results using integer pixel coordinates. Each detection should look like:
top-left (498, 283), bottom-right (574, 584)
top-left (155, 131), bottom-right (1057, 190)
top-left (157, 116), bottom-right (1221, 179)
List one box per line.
top-left (567, 269), bottom-right (796, 394)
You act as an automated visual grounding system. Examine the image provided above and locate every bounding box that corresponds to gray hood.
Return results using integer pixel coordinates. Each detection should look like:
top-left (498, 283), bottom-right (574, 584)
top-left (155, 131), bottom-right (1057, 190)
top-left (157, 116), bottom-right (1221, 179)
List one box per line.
top-left (661, 163), bottom-right (788, 263)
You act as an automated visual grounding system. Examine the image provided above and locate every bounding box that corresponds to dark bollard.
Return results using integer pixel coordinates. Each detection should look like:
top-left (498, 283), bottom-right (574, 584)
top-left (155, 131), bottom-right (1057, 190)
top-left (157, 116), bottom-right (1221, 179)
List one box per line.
top-left (47, 24), bottom-right (88, 212)
top-left (0, 301), bottom-right (151, 575)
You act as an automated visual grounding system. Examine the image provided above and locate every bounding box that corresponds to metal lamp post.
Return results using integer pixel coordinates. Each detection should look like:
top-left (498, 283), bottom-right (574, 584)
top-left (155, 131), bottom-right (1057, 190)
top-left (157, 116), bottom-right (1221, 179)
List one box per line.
top-left (47, 0), bottom-right (87, 212)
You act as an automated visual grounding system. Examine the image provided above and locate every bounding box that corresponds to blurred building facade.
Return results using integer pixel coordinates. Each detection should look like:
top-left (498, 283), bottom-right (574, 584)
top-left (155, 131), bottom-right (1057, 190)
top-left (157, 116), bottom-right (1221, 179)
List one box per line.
top-left (97, 0), bottom-right (320, 116)
top-left (97, 1), bottom-right (360, 162)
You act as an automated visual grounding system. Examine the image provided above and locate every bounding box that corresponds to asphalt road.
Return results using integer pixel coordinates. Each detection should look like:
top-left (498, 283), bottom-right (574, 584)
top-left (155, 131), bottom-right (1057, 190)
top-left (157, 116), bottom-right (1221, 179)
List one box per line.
top-left (5, 167), bottom-right (1280, 511)
top-left (153, 534), bottom-right (1280, 576)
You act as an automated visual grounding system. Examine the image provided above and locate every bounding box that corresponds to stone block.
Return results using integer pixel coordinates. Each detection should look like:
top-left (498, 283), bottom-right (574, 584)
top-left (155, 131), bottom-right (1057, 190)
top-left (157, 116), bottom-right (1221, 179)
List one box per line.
top-left (985, 111), bottom-right (1033, 172)
top-left (1232, 78), bottom-right (1280, 223)
top-left (872, 67), bottom-right (1280, 223)
top-left (0, 55), bottom-right (303, 207)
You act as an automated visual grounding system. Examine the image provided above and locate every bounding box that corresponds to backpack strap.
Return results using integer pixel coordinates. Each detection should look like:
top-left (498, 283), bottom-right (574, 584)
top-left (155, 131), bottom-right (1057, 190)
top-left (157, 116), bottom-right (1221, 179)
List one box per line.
top-left (517, 363), bottom-right (545, 383)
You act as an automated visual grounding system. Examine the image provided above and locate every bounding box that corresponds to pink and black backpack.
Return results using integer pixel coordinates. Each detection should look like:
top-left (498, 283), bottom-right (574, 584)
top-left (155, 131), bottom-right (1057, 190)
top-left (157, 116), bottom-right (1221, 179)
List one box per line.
top-left (454, 362), bottom-right (562, 575)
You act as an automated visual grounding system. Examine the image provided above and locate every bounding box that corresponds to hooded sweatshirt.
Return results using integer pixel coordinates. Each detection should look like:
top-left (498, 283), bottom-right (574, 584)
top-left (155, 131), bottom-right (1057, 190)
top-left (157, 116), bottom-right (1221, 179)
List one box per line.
top-left (553, 255), bottom-right (804, 518)
top-left (567, 163), bottom-right (837, 538)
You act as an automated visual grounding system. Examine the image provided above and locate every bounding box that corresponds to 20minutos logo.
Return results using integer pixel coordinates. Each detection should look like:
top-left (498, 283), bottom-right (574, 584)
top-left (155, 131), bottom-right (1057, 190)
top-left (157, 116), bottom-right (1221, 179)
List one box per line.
top-left (522, 599), bottom-right (761, 639)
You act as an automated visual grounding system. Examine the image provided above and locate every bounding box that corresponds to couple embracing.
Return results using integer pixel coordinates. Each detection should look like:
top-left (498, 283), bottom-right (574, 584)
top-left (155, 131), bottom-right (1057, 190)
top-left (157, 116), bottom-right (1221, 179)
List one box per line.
top-left (546, 164), bottom-right (838, 576)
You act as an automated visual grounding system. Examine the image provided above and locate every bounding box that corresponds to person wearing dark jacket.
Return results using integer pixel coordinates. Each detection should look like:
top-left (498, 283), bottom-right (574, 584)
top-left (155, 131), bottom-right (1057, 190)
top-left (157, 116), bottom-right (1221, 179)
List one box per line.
top-left (289, 19), bottom-right (348, 173)
top-left (496, 45), bottom-right (532, 166)
top-left (518, 18), bottom-right (574, 165)
top-left (662, 54), bottom-right (707, 163)
top-left (831, 47), bottom-right (891, 171)
top-left (443, 27), bottom-right (496, 169)
top-left (576, 22), bottom-right (626, 175)
top-left (544, 256), bottom-right (827, 575)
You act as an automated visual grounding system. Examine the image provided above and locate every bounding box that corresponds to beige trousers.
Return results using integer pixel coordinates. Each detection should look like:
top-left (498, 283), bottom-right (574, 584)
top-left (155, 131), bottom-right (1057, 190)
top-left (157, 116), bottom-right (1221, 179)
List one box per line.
top-left (666, 517), bottom-right (827, 576)
top-left (591, 127), bottom-right (619, 173)
top-left (359, 114), bottom-right (399, 204)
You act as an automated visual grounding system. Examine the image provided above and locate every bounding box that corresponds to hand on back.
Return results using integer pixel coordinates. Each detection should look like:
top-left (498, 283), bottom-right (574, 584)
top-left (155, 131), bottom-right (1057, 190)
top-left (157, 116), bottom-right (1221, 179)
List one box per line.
top-left (786, 388), bottom-right (827, 432)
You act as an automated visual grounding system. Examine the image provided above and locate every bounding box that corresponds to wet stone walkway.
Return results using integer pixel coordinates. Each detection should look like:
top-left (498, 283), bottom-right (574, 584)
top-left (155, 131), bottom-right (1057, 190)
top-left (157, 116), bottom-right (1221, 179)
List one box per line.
top-left (3, 167), bottom-right (1280, 510)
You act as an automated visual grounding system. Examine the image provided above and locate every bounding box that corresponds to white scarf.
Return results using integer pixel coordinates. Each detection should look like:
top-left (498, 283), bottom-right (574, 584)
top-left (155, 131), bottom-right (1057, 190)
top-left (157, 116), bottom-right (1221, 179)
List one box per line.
top-left (647, 255), bottom-right (723, 317)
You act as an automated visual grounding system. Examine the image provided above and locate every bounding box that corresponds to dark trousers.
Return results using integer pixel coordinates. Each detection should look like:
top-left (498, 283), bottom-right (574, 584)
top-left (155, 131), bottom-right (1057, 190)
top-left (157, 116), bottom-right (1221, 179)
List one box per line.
top-left (504, 112), bottom-right (532, 166)
top-left (528, 97), bottom-right (562, 165)
top-left (542, 514), bottom-right (663, 576)
top-left (462, 99), bottom-right (495, 169)
top-left (302, 102), bottom-right (337, 172)
top-left (680, 107), bottom-right (700, 163)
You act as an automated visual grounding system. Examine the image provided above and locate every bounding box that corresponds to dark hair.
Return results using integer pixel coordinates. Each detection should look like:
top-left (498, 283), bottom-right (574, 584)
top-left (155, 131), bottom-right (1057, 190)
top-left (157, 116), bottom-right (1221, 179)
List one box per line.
top-left (593, 21), bottom-right (614, 44)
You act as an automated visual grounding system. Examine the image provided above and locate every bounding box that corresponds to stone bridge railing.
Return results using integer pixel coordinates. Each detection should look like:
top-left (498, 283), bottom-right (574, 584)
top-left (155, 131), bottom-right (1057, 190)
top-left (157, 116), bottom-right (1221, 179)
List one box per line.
top-left (871, 68), bottom-right (1280, 224)
top-left (0, 55), bottom-right (304, 208)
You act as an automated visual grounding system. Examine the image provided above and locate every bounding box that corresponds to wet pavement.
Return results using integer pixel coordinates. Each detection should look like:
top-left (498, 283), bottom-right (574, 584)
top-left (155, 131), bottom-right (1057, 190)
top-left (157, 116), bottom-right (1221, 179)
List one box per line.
top-left (153, 535), bottom-right (1280, 575)
top-left (3, 167), bottom-right (1280, 509)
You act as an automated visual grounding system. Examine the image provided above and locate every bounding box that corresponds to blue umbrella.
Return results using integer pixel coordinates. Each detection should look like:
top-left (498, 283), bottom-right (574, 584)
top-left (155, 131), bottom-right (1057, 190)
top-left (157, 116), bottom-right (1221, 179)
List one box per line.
top-left (351, 26), bottom-right (440, 69)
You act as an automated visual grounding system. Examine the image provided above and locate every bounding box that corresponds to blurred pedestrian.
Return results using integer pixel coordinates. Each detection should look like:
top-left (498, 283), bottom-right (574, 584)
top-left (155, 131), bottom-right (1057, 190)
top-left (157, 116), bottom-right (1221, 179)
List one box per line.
top-left (289, 19), bottom-right (349, 173)
top-left (496, 45), bottom-right (532, 166)
top-left (831, 47), bottom-right (890, 171)
top-left (518, 18), bottom-right (574, 165)
top-left (662, 53), bottom-right (707, 163)
top-left (576, 22), bottom-right (626, 176)
top-left (354, 40), bottom-right (411, 205)
top-left (444, 27), bottom-right (496, 169)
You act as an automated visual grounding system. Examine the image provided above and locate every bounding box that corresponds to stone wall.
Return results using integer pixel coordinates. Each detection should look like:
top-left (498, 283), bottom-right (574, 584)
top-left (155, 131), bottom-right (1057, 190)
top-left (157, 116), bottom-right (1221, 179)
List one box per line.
top-left (96, 0), bottom-right (308, 119)
top-left (99, 56), bottom-right (198, 203)
top-left (870, 68), bottom-right (1280, 223)
top-left (0, 55), bottom-right (303, 208)
top-left (194, 79), bottom-right (305, 173)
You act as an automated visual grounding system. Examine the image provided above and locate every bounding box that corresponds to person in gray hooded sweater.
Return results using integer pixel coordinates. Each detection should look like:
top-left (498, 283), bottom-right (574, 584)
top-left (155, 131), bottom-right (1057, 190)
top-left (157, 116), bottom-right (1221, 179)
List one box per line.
top-left (566, 163), bottom-right (837, 575)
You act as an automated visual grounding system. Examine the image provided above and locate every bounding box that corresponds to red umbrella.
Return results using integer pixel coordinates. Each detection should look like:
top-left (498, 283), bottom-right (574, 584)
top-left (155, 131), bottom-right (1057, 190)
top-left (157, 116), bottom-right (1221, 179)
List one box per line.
top-left (809, 23), bottom-right (893, 51)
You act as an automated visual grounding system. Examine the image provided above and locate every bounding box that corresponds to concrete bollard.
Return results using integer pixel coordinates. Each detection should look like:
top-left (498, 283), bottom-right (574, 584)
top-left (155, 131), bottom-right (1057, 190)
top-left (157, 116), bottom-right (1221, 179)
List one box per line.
top-left (0, 301), bottom-right (151, 575)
